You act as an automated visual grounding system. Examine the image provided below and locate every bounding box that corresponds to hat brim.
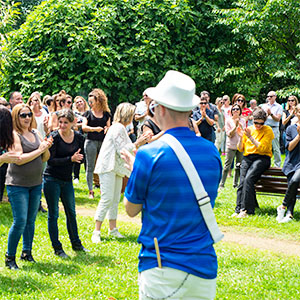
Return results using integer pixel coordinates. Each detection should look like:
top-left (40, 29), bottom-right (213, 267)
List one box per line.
top-left (146, 87), bottom-right (200, 112)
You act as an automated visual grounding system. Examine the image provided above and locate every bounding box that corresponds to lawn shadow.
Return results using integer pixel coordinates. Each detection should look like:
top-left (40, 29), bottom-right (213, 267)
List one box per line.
top-left (71, 253), bottom-right (115, 267)
top-left (0, 273), bottom-right (53, 294)
top-left (22, 261), bottom-right (81, 275)
top-left (0, 202), bottom-right (13, 228)
top-left (256, 205), bottom-right (277, 217)
top-left (74, 194), bottom-right (99, 206)
top-left (100, 234), bottom-right (139, 244)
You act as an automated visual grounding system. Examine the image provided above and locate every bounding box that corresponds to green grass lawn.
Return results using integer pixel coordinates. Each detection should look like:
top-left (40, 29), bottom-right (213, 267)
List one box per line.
top-left (0, 160), bottom-right (300, 299)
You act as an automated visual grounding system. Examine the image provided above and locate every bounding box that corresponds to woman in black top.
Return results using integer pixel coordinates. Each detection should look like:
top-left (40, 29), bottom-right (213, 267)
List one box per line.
top-left (43, 109), bottom-right (88, 258)
top-left (82, 88), bottom-right (111, 199)
top-left (142, 100), bottom-right (164, 142)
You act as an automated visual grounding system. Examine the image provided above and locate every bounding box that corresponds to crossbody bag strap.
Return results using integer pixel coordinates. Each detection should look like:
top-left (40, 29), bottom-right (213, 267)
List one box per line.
top-left (160, 134), bottom-right (224, 243)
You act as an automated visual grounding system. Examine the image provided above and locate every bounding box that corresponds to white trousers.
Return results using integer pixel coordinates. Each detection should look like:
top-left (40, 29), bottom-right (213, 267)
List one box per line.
top-left (94, 172), bottom-right (123, 221)
top-left (139, 267), bottom-right (216, 300)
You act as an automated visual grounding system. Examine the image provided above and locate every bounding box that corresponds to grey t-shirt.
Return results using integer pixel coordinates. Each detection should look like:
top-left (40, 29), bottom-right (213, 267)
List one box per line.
top-left (6, 130), bottom-right (43, 187)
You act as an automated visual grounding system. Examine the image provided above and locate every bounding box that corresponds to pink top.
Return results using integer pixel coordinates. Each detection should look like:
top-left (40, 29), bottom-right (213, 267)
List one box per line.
top-left (225, 117), bottom-right (246, 150)
top-left (223, 105), bottom-right (232, 120)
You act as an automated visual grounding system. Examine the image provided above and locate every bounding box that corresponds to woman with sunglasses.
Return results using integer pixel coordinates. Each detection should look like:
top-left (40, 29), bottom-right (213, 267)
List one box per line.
top-left (282, 96), bottom-right (298, 154)
top-left (91, 103), bottom-right (151, 242)
top-left (5, 104), bottom-right (52, 269)
top-left (43, 109), bottom-right (87, 257)
top-left (82, 89), bottom-right (111, 199)
top-left (277, 104), bottom-right (300, 223)
top-left (219, 104), bottom-right (246, 189)
top-left (233, 108), bottom-right (274, 218)
top-left (233, 93), bottom-right (252, 125)
top-left (142, 100), bottom-right (164, 143)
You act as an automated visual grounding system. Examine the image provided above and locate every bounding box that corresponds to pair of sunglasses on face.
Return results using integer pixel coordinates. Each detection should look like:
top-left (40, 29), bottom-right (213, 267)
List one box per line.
top-left (19, 112), bottom-right (33, 118)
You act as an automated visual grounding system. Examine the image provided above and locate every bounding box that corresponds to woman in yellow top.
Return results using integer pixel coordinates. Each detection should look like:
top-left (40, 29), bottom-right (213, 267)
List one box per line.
top-left (234, 108), bottom-right (274, 218)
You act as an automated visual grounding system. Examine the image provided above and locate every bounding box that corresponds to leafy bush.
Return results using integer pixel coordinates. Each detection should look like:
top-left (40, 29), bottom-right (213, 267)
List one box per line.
top-left (1, 0), bottom-right (227, 106)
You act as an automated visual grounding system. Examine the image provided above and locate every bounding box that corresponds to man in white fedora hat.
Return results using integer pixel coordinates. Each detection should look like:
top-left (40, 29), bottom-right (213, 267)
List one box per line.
top-left (122, 70), bottom-right (222, 299)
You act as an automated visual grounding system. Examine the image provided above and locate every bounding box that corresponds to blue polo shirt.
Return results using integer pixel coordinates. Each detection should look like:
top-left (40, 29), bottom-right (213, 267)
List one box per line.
top-left (125, 127), bottom-right (222, 279)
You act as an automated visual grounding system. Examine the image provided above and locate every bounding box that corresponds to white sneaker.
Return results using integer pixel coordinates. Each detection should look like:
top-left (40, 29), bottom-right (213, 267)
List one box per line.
top-left (109, 228), bottom-right (125, 238)
top-left (91, 231), bottom-right (101, 243)
top-left (276, 205), bottom-right (285, 222)
top-left (279, 215), bottom-right (293, 223)
top-left (73, 178), bottom-right (79, 184)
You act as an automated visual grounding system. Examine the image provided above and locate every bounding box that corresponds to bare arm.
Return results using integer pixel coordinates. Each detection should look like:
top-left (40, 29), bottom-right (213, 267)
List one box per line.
top-left (12, 131), bottom-right (51, 165)
top-left (124, 197), bottom-right (142, 217)
top-left (81, 116), bottom-right (103, 133)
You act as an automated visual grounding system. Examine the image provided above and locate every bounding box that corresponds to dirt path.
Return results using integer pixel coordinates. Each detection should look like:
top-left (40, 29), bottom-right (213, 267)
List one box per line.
top-left (72, 206), bottom-right (300, 257)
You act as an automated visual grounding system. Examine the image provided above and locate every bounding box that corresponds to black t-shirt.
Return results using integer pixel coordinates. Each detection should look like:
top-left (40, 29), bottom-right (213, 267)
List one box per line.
top-left (143, 119), bottom-right (161, 135)
top-left (44, 130), bottom-right (85, 181)
top-left (83, 110), bottom-right (111, 141)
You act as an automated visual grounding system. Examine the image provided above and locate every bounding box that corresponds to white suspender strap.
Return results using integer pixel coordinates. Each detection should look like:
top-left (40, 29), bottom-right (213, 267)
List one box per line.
top-left (160, 134), bottom-right (224, 244)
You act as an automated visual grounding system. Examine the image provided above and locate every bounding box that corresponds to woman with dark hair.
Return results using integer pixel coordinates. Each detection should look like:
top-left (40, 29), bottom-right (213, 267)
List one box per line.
top-left (43, 109), bottom-right (87, 258)
top-left (0, 106), bottom-right (20, 202)
top-left (0, 106), bottom-right (19, 165)
top-left (5, 104), bottom-right (52, 269)
top-left (233, 93), bottom-right (252, 125)
top-left (219, 104), bottom-right (245, 189)
top-left (233, 108), bottom-right (274, 218)
top-left (142, 100), bottom-right (164, 143)
top-left (82, 88), bottom-right (111, 199)
top-left (277, 104), bottom-right (300, 223)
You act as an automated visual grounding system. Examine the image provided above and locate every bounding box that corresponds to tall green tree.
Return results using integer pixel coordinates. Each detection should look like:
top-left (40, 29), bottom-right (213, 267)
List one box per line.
top-left (214, 0), bottom-right (300, 101)
top-left (0, 0), bottom-right (234, 105)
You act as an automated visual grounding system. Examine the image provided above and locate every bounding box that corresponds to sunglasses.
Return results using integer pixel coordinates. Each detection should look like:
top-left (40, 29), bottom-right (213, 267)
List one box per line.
top-left (237, 99), bottom-right (244, 103)
top-left (199, 102), bottom-right (207, 105)
top-left (288, 99), bottom-right (295, 102)
top-left (254, 121), bottom-right (264, 125)
top-left (149, 102), bottom-right (159, 115)
top-left (66, 101), bottom-right (72, 104)
top-left (19, 112), bottom-right (33, 118)
top-left (232, 108), bottom-right (240, 112)
top-left (267, 95), bottom-right (275, 98)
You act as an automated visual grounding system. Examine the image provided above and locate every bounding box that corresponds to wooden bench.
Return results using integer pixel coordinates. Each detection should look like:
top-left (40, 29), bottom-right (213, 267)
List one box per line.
top-left (255, 167), bottom-right (300, 197)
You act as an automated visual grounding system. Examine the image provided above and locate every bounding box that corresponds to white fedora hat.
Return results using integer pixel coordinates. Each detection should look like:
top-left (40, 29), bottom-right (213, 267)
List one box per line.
top-left (145, 70), bottom-right (200, 112)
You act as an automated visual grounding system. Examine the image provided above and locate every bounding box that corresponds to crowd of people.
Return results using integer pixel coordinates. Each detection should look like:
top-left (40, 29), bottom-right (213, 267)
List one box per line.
top-left (0, 72), bottom-right (299, 298)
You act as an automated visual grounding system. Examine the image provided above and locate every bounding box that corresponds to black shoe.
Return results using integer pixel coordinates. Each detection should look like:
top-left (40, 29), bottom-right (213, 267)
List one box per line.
top-left (72, 244), bottom-right (90, 252)
top-left (39, 202), bottom-right (47, 213)
top-left (5, 254), bottom-right (19, 270)
top-left (54, 249), bottom-right (69, 258)
top-left (20, 250), bottom-right (36, 262)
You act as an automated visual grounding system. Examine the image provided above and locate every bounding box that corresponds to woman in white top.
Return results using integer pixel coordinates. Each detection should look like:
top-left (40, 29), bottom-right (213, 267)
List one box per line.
top-left (28, 94), bottom-right (49, 138)
top-left (91, 103), bottom-right (151, 242)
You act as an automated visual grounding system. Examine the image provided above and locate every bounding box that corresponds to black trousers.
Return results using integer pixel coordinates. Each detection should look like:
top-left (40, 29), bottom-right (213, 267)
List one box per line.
top-left (0, 163), bottom-right (8, 201)
top-left (282, 168), bottom-right (300, 215)
top-left (235, 154), bottom-right (270, 214)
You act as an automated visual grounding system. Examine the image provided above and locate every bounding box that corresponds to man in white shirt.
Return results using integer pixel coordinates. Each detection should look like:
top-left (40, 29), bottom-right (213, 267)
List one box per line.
top-left (261, 91), bottom-right (283, 167)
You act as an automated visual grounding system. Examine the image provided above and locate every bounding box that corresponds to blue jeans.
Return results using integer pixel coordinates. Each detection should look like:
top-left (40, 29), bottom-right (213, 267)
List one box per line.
top-left (43, 176), bottom-right (81, 250)
top-left (6, 184), bottom-right (42, 256)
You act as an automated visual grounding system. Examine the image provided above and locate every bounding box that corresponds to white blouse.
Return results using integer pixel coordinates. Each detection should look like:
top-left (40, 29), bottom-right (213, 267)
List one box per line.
top-left (94, 122), bottom-right (135, 177)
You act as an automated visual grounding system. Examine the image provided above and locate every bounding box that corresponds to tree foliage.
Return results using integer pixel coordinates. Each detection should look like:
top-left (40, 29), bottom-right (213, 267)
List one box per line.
top-left (1, 0), bottom-right (230, 106)
top-left (214, 0), bottom-right (300, 100)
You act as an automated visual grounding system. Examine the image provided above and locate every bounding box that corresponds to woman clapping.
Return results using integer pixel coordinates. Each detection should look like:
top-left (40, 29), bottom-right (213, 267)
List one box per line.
top-left (43, 109), bottom-right (87, 258)
top-left (5, 104), bottom-right (52, 269)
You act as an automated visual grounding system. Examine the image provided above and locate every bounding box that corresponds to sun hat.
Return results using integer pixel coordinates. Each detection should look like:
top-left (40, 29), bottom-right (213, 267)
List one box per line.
top-left (145, 70), bottom-right (200, 112)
